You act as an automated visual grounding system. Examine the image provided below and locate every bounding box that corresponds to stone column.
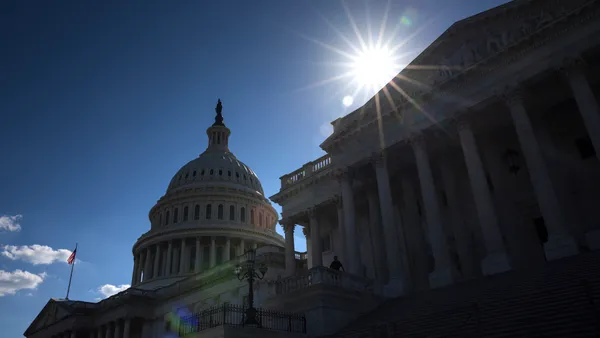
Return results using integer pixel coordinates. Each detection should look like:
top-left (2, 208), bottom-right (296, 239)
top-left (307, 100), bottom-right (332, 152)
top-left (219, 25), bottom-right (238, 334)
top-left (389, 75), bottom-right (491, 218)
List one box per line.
top-left (70, 331), bottom-right (76, 338)
top-left (410, 134), bottom-right (455, 288)
top-left (113, 320), bottom-right (120, 338)
top-left (137, 253), bottom-right (144, 283)
top-left (224, 237), bottom-right (231, 261)
top-left (561, 58), bottom-right (600, 157)
top-left (97, 326), bottom-right (102, 338)
top-left (308, 208), bottom-right (323, 267)
top-left (335, 197), bottom-right (347, 261)
top-left (366, 186), bottom-right (388, 285)
top-left (239, 239), bottom-right (246, 255)
top-left (373, 153), bottom-right (410, 295)
top-left (166, 240), bottom-right (173, 276)
top-left (141, 320), bottom-right (152, 338)
top-left (179, 239), bottom-right (187, 274)
top-left (504, 89), bottom-right (579, 259)
top-left (339, 169), bottom-right (361, 274)
top-left (144, 248), bottom-right (152, 280)
top-left (439, 157), bottom-right (480, 280)
top-left (210, 237), bottom-right (216, 268)
top-left (195, 237), bottom-right (202, 273)
top-left (104, 323), bottom-right (112, 338)
top-left (154, 244), bottom-right (161, 278)
top-left (123, 318), bottom-right (131, 338)
top-left (303, 227), bottom-right (312, 269)
top-left (282, 221), bottom-right (296, 276)
top-left (457, 118), bottom-right (511, 275)
top-left (131, 255), bottom-right (138, 285)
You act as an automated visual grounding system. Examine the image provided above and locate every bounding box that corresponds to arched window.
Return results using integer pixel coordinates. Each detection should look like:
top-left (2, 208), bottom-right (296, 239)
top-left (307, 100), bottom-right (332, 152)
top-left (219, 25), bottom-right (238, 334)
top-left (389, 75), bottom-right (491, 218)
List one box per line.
top-left (219, 169), bottom-right (223, 176)
top-left (218, 204), bottom-right (224, 220)
top-left (240, 207), bottom-right (246, 223)
top-left (165, 210), bottom-right (170, 225)
top-left (173, 208), bottom-right (179, 223)
top-left (210, 169), bottom-right (214, 175)
top-left (194, 205), bottom-right (200, 220)
top-left (183, 206), bottom-right (189, 221)
top-left (250, 210), bottom-right (255, 225)
top-left (206, 204), bottom-right (212, 220)
top-left (229, 205), bottom-right (235, 221)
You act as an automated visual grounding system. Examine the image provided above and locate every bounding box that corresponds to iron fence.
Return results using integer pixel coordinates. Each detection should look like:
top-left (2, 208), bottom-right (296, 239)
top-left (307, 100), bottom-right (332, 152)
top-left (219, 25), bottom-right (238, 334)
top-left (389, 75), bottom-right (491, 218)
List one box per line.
top-left (176, 304), bottom-right (306, 336)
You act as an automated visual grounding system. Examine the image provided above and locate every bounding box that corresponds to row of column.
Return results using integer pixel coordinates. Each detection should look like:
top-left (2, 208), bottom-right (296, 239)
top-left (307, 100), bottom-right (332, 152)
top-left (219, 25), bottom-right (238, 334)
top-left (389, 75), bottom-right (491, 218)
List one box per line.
top-left (132, 237), bottom-right (259, 285)
top-left (281, 58), bottom-right (598, 294)
top-left (92, 318), bottom-right (131, 338)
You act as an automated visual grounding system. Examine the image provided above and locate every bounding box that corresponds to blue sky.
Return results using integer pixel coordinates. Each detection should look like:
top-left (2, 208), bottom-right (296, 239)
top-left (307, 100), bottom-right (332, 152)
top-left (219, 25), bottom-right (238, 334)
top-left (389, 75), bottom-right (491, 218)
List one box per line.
top-left (0, 0), bottom-right (509, 336)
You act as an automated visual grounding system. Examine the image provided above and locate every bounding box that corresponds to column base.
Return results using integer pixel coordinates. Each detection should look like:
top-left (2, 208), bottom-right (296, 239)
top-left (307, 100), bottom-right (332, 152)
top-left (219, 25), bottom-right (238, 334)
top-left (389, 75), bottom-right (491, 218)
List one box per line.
top-left (383, 277), bottom-right (408, 298)
top-left (544, 234), bottom-right (579, 261)
top-left (481, 250), bottom-right (511, 276)
top-left (429, 267), bottom-right (454, 289)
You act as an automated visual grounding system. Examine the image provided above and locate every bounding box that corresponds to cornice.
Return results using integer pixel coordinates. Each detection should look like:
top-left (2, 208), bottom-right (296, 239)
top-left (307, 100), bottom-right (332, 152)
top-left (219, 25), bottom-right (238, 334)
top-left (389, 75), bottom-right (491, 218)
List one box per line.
top-left (269, 165), bottom-right (337, 205)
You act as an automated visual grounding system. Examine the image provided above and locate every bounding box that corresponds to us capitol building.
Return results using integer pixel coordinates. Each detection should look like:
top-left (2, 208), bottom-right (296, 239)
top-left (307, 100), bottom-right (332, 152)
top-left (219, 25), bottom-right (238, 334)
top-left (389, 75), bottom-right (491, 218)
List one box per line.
top-left (24, 0), bottom-right (600, 337)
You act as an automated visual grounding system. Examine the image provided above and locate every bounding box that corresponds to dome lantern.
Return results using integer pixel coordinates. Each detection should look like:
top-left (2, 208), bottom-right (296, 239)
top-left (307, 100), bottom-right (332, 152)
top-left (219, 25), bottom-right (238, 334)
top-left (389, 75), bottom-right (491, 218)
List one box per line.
top-left (205, 99), bottom-right (231, 153)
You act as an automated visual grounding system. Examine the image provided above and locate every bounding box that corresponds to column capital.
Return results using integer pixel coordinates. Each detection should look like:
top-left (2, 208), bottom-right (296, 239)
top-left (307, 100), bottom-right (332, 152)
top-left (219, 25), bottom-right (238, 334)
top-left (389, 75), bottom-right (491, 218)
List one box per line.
top-left (498, 85), bottom-right (528, 108)
top-left (556, 55), bottom-right (587, 77)
top-left (334, 167), bottom-right (355, 182)
top-left (334, 195), bottom-right (343, 208)
top-left (306, 206), bottom-right (318, 219)
top-left (279, 220), bottom-right (295, 233)
top-left (408, 132), bottom-right (426, 149)
top-left (450, 115), bottom-right (472, 132)
top-left (302, 226), bottom-right (310, 238)
top-left (369, 151), bottom-right (387, 168)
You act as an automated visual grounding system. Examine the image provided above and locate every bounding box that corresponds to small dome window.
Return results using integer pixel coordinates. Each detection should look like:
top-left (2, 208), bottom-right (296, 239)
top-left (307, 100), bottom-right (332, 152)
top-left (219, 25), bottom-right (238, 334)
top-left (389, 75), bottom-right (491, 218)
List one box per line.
top-left (240, 207), bottom-right (246, 223)
top-left (210, 169), bottom-right (214, 175)
top-left (193, 171), bottom-right (196, 177)
top-left (185, 173), bottom-right (189, 179)
top-left (183, 206), bottom-right (189, 221)
top-left (179, 175), bottom-right (182, 181)
top-left (194, 205), bottom-right (200, 220)
top-left (165, 210), bottom-right (170, 225)
top-left (201, 169), bottom-right (205, 176)
top-left (218, 204), bottom-right (224, 220)
top-left (228, 171), bottom-right (231, 177)
top-left (243, 175), bottom-right (247, 180)
top-left (206, 204), bottom-right (212, 220)
top-left (236, 172), bottom-right (239, 178)
top-left (219, 170), bottom-right (223, 176)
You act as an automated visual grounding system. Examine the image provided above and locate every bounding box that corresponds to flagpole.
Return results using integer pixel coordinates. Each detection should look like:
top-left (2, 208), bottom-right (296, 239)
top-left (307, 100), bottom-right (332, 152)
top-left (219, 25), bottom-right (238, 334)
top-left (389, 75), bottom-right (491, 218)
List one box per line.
top-left (66, 243), bottom-right (77, 300)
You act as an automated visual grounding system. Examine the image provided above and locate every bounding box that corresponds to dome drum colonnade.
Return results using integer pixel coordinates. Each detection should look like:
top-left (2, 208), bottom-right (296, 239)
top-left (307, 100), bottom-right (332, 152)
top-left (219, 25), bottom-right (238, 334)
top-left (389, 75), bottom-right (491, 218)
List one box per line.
top-left (131, 99), bottom-right (283, 286)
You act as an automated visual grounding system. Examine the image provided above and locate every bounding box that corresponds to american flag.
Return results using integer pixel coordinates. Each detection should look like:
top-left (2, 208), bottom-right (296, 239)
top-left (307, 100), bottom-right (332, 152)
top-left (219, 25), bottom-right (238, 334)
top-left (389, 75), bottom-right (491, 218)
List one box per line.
top-left (67, 248), bottom-right (77, 265)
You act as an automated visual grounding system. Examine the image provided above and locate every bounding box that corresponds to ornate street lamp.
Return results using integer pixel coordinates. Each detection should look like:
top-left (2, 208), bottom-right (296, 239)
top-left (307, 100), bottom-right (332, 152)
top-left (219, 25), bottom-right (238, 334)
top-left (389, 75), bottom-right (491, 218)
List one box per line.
top-left (234, 249), bottom-right (268, 326)
top-left (503, 149), bottom-right (521, 176)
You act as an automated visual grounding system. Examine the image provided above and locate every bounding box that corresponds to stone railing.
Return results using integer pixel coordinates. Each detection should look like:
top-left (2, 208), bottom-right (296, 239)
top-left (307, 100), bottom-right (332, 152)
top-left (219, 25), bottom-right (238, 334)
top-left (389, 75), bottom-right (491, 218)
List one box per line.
top-left (274, 266), bottom-right (373, 295)
top-left (280, 154), bottom-right (333, 189)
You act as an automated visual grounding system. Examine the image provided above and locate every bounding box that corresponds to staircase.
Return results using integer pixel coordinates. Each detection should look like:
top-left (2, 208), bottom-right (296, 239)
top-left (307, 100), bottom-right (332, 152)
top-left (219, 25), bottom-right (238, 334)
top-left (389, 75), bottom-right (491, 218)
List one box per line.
top-left (325, 251), bottom-right (600, 337)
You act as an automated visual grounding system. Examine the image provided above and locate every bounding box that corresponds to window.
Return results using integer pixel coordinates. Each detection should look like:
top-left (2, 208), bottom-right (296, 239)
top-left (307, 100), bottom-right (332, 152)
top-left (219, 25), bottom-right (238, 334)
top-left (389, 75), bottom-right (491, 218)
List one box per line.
top-left (193, 170), bottom-right (196, 177)
top-left (229, 205), bottom-right (235, 221)
top-left (210, 169), bottom-right (214, 175)
top-left (217, 134), bottom-right (221, 143)
top-left (194, 205), bottom-right (200, 220)
top-left (185, 172), bottom-right (189, 179)
top-left (219, 169), bottom-right (223, 176)
top-left (240, 207), bottom-right (246, 223)
top-left (178, 175), bottom-right (182, 181)
top-left (243, 175), bottom-right (247, 180)
top-left (201, 170), bottom-right (205, 176)
top-left (165, 211), bottom-right (170, 225)
top-left (206, 204), bottom-right (212, 220)
top-left (236, 172), bottom-right (239, 178)
top-left (218, 204), bottom-right (224, 220)
top-left (183, 206), bottom-right (189, 221)
top-left (576, 137), bottom-right (595, 159)
top-left (250, 210), bottom-right (255, 225)
top-left (173, 208), bottom-right (179, 223)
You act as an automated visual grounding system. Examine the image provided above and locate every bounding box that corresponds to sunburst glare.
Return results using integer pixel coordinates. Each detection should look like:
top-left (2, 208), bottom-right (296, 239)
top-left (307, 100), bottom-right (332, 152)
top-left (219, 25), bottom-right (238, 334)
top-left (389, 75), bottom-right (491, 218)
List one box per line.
top-left (350, 45), bottom-right (397, 92)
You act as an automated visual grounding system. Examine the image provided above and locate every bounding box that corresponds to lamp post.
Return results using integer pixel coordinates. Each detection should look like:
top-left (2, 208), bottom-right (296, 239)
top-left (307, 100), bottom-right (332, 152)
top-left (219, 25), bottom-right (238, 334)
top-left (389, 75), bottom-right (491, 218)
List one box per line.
top-left (234, 249), bottom-right (268, 326)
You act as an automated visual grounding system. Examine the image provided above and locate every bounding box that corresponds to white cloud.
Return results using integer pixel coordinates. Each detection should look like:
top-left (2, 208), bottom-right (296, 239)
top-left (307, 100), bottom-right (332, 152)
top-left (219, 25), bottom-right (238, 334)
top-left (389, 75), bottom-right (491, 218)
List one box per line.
top-left (1, 245), bottom-right (73, 265)
top-left (97, 284), bottom-right (130, 299)
top-left (0, 269), bottom-right (46, 296)
top-left (0, 215), bottom-right (22, 232)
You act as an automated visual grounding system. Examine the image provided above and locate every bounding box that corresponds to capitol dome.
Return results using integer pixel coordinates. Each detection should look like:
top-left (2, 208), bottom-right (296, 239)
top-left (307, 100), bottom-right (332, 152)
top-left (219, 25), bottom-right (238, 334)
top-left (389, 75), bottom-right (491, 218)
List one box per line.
top-left (130, 99), bottom-right (284, 289)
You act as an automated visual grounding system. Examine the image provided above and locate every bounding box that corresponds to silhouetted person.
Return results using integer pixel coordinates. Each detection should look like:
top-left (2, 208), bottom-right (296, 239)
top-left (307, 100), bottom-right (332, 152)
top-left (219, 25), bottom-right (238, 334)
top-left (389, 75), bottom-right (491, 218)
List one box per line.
top-left (330, 256), bottom-right (345, 272)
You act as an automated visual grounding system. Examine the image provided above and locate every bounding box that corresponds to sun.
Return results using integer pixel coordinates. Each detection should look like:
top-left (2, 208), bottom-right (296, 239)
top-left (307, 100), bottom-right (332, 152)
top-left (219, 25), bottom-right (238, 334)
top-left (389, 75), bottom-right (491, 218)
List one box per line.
top-left (350, 45), bottom-right (397, 91)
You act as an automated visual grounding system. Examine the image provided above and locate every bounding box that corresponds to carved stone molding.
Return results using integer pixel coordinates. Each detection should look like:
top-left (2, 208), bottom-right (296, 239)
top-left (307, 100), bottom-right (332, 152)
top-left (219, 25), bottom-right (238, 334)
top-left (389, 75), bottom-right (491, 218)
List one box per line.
top-left (279, 221), bottom-right (295, 234)
top-left (453, 115), bottom-right (472, 132)
top-left (307, 207), bottom-right (318, 220)
top-left (334, 195), bottom-right (343, 209)
top-left (369, 151), bottom-right (387, 168)
top-left (334, 167), bottom-right (355, 182)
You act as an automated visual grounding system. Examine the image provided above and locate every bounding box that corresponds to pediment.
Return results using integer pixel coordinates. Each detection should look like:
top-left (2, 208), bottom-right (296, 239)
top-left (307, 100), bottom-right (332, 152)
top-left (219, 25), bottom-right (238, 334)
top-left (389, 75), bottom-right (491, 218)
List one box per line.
top-left (399, 0), bottom-right (585, 88)
top-left (24, 299), bottom-right (73, 336)
top-left (324, 0), bottom-right (592, 146)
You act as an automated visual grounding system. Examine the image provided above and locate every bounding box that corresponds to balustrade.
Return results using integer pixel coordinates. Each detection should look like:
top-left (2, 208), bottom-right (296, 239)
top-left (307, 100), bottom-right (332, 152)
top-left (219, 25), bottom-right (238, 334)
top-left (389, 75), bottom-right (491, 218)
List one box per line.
top-left (275, 266), bottom-right (373, 295)
top-left (280, 155), bottom-right (333, 189)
